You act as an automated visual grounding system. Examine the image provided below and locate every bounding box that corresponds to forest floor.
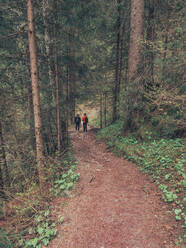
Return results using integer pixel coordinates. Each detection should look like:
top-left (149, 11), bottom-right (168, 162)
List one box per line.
top-left (49, 128), bottom-right (180, 248)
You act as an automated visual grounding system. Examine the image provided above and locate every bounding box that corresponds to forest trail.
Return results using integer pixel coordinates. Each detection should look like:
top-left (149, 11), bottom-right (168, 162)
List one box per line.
top-left (49, 129), bottom-right (177, 248)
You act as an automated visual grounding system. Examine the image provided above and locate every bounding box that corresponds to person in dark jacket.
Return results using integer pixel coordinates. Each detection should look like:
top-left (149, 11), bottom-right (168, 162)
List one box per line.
top-left (82, 113), bottom-right (88, 132)
top-left (74, 114), bottom-right (81, 131)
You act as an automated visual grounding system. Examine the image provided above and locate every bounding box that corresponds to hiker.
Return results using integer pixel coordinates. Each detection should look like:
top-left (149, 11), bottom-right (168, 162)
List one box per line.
top-left (74, 114), bottom-right (81, 131)
top-left (82, 113), bottom-right (88, 132)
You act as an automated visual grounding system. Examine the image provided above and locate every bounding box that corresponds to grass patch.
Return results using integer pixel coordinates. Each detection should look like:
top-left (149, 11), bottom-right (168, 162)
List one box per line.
top-left (0, 146), bottom-right (80, 248)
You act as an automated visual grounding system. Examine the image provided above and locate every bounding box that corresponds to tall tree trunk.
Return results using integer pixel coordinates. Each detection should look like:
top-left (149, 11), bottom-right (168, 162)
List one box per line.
top-left (0, 120), bottom-right (9, 192)
top-left (162, 17), bottom-right (169, 82)
top-left (54, 21), bottom-right (61, 151)
top-left (72, 98), bottom-right (75, 124)
top-left (60, 66), bottom-right (67, 149)
top-left (123, 0), bottom-right (144, 133)
top-left (42, 0), bottom-right (54, 101)
top-left (113, 0), bottom-right (121, 122)
top-left (27, 83), bottom-right (35, 149)
top-left (55, 64), bottom-right (61, 151)
top-left (27, 0), bottom-right (46, 192)
top-left (68, 32), bottom-right (76, 125)
top-left (66, 65), bottom-right (70, 145)
top-left (128, 0), bottom-right (144, 82)
top-left (26, 51), bottom-right (35, 150)
top-left (162, 32), bottom-right (168, 81)
top-left (145, 0), bottom-right (154, 89)
top-left (161, 4), bottom-right (170, 81)
top-left (0, 120), bottom-right (9, 187)
top-left (70, 94), bottom-right (75, 124)
top-left (104, 92), bottom-right (107, 127)
top-left (100, 93), bottom-right (103, 129)
top-left (0, 160), bottom-right (4, 197)
top-left (118, 24), bottom-right (123, 94)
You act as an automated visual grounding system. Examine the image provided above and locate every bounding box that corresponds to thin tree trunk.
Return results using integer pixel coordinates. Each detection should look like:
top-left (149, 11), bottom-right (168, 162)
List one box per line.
top-left (0, 120), bottom-right (9, 192)
top-left (42, 0), bottom-right (54, 101)
top-left (100, 93), bottom-right (103, 129)
top-left (70, 95), bottom-right (75, 124)
top-left (73, 98), bottom-right (76, 123)
top-left (26, 54), bottom-right (35, 151)
top-left (162, 32), bottom-right (168, 81)
top-left (54, 22), bottom-right (61, 151)
top-left (118, 25), bottom-right (123, 95)
top-left (66, 66), bottom-right (70, 145)
top-left (0, 160), bottom-right (4, 197)
top-left (117, 20), bottom-right (125, 115)
top-left (113, 0), bottom-right (121, 122)
top-left (56, 68), bottom-right (61, 151)
top-left (27, 0), bottom-right (46, 192)
top-left (0, 120), bottom-right (10, 197)
top-left (68, 32), bottom-right (76, 125)
top-left (161, 5), bottom-right (170, 81)
top-left (104, 92), bottom-right (107, 127)
top-left (60, 66), bottom-right (67, 149)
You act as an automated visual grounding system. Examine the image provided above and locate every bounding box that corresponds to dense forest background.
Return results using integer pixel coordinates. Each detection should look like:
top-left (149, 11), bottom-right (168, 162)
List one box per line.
top-left (0, 0), bottom-right (185, 247)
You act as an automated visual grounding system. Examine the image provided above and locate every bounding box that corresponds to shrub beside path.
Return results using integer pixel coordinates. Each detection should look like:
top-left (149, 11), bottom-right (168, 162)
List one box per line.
top-left (49, 129), bottom-right (179, 248)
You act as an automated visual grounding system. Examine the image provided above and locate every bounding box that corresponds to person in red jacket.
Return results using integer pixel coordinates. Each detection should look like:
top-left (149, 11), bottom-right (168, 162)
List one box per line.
top-left (82, 113), bottom-right (88, 132)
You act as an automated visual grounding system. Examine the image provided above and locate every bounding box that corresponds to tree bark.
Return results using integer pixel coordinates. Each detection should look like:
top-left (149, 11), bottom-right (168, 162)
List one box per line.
top-left (100, 93), bottom-right (103, 129)
top-left (68, 32), bottom-right (76, 125)
top-left (42, 0), bottom-right (55, 101)
top-left (27, 0), bottom-right (46, 192)
top-left (0, 120), bottom-right (10, 196)
top-left (112, 0), bottom-right (121, 122)
top-left (0, 160), bottom-right (4, 197)
top-left (54, 21), bottom-right (61, 151)
top-left (123, 0), bottom-right (144, 133)
top-left (162, 12), bottom-right (169, 82)
top-left (66, 65), bottom-right (70, 145)
top-left (72, 98), bottom-right (76, 124)
top-left (145, 0), bottom-right (154, 88)
top-left (26, 50), bottom-right (35, 150)
top-left (118, 24), bottom-right (123, 94)
top-left (128, 0), bottom-right (144, 82)
top-left (0, 120), bottom-right (10, 188)
top-left (104, 92), bottom-right (107, 127)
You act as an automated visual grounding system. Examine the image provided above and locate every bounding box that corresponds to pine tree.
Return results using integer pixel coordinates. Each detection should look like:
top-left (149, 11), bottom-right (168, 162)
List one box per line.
top-left (122, 0), bottom-right (145, 133)
top-left (128, 0), bottom-right (144, 82)
top-left (27, 0), bottom-right (46, 192)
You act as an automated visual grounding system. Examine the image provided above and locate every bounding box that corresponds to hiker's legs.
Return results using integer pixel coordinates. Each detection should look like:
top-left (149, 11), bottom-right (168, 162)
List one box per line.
top-left (83, 123), bottom-right (86, 132)
top-left (85, 123), bottom-right (87, 132)
top-left (75, 123), bottom-right (79, 130)
top-left (77, 123), bottom-right (80, 130)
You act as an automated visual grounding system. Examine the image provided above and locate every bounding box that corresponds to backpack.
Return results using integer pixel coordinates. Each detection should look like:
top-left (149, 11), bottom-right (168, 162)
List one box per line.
top-left (75, 117), bottom-right (80, 123)
top-left (85, 116), bottom-right (88, 123)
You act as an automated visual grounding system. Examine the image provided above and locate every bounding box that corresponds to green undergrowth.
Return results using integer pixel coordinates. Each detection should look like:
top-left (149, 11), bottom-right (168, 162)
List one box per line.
top-left (0, 146), bottom-right (80, 248)
top-left (97, 121), bottom-right (186, 245)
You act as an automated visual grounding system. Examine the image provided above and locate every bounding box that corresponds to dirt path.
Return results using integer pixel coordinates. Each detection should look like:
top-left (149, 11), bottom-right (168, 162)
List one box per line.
top-left (49, 129), bottom-right (177, 248)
